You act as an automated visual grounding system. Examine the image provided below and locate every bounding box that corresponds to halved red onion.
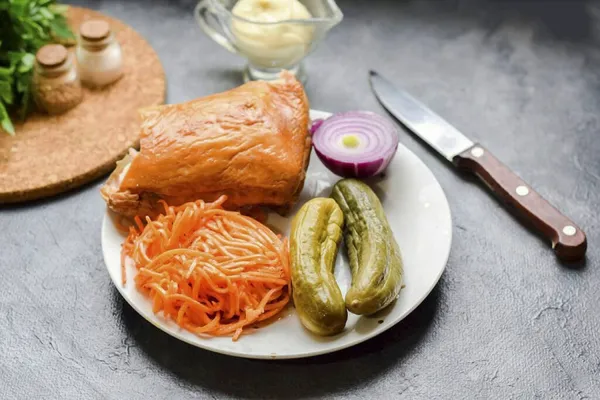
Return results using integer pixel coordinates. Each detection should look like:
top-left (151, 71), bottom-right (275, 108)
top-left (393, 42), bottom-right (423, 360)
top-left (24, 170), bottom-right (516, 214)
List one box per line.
top-left (312, 111), bottom-right (399, 178)
top-left (310, 118), bottom-right (325, 135)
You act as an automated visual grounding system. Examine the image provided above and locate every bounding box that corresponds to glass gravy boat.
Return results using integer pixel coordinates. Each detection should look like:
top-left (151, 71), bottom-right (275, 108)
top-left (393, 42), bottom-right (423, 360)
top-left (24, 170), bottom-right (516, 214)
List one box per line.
top-left (195, 0), bottom-right (343, 83)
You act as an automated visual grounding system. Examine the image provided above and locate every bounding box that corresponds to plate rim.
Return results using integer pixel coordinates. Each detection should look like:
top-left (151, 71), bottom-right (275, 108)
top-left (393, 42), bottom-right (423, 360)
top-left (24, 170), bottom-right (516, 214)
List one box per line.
top-left (101, 109), bottom-right (453, 360)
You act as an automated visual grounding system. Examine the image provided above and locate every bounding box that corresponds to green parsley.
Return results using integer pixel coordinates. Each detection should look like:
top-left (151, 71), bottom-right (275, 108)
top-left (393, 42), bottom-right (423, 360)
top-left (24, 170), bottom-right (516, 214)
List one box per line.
top-left (0, 0), bottom-right (74, 135)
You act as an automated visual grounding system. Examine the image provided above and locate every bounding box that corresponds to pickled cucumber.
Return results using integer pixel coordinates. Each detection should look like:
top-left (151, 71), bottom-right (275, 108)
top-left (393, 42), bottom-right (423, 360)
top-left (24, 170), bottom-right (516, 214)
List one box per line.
top-left (331, 179), bottom-right (403, 315)
top-left (290, 198), bottom-right (347, 336)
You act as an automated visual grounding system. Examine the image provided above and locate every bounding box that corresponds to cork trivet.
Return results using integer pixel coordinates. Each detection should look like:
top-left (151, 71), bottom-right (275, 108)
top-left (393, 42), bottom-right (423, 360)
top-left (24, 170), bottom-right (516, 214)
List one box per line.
top-left (0, 6), bottom-right (166, 203)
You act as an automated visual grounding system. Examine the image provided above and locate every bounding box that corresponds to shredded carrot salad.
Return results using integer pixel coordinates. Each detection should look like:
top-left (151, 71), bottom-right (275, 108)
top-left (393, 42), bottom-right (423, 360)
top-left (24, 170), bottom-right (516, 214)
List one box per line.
top-left (121, 196), bottom-right (291, 341)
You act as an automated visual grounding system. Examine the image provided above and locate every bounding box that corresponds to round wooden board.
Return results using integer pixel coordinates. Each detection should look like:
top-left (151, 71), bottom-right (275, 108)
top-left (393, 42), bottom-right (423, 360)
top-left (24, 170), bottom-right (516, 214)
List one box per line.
top-left (0, 6), bottom-right (166, 203)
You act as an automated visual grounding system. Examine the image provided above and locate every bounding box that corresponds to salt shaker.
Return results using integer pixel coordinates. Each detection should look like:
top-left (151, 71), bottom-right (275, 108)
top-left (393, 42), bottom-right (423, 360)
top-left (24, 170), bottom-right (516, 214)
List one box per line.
top-left (32, 44), bottom-right (83, 115)
top-left (76, 20), bottom-right (123, 88)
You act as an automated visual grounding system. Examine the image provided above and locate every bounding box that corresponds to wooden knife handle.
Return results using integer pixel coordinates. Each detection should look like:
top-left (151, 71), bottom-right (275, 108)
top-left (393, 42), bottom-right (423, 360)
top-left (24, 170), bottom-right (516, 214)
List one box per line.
top-left (453, 144), bottom-right (587, 261)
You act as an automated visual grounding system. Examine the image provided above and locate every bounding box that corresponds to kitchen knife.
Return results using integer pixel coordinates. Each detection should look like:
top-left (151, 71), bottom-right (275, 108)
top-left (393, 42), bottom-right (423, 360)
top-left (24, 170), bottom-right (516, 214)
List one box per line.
top-left (369, 70), bottom-right (587, 261)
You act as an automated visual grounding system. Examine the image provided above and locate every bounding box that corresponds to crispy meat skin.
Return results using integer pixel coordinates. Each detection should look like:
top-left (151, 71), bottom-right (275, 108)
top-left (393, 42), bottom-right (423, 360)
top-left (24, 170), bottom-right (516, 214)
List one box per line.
top-left (101, 73), bottom-right (311, 218)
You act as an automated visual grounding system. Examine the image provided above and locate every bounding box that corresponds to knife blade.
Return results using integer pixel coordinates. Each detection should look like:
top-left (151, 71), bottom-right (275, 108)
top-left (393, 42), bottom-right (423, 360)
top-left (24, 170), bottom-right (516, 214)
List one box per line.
top-left (369, 70), bottom-right (587, 261)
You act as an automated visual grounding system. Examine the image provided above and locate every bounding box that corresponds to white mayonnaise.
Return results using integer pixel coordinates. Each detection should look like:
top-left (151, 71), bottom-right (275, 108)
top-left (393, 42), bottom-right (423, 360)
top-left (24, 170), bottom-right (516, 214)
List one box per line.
top-left (231, 0), bottom-right (313, 68)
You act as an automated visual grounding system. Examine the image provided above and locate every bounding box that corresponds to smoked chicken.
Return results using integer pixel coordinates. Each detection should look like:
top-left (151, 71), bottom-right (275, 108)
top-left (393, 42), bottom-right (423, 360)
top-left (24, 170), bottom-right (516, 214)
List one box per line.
top-left (101, 72), bottom-right (311, 218)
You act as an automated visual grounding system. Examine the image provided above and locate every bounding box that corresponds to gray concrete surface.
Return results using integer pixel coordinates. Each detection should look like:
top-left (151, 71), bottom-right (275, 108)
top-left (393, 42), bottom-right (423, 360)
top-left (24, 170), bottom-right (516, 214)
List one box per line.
top-left (1, 0), bottom-right (599, 398)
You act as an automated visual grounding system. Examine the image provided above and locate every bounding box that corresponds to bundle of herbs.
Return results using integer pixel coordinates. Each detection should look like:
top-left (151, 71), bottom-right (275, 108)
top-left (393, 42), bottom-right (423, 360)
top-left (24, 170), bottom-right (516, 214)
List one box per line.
top-left (0, 0), bottom-right (74, 135)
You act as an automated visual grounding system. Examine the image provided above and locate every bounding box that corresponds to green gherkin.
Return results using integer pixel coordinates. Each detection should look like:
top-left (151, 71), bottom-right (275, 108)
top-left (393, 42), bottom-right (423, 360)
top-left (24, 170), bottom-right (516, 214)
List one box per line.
top-left (331, 178), bottom-right (403, 315)
top-left (290, 198), bottom-right (347, 336)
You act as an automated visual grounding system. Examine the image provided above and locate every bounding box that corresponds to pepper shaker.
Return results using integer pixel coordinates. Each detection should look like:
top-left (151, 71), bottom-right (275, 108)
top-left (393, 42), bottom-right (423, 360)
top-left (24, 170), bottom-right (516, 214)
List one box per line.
top-left (76, 20), bottom-right (124, 88)
top-left (32, 44), bottom-right (83, 115)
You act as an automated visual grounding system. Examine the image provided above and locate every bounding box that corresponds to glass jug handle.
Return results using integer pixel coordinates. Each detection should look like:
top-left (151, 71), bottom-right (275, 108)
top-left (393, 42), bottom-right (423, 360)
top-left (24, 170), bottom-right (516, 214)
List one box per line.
top-left (195, 0), bottom-right (238, 54)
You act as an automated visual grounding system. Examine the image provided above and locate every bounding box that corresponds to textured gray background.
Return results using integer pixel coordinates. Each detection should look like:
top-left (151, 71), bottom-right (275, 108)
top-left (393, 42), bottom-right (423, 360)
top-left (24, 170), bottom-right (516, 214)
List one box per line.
top-left (1, 0), bottom-right (599, 398)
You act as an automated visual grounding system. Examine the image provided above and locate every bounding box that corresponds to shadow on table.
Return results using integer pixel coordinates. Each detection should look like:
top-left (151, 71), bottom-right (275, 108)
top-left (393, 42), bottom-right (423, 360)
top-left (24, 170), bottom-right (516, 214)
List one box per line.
top-left (478, 0), bottom-right (594, 44)
top-left (371, 0), bottom-right (594, 44)
top-left (115, 283), bottom-right (441, 398)
top-left (0, 175), bottom-right (105, 212)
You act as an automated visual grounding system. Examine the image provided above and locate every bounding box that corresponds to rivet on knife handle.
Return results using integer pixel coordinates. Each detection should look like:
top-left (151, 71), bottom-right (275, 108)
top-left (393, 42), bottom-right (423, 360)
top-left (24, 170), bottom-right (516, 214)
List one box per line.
top-left (453, 144), bottom-right (587, 261)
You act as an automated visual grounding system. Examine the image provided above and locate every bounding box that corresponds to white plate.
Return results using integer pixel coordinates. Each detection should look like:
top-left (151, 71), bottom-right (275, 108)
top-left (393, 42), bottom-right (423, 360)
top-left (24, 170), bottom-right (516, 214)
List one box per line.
top-left (102, 109), bottom-right (452, 359)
